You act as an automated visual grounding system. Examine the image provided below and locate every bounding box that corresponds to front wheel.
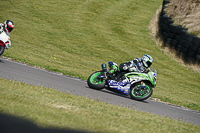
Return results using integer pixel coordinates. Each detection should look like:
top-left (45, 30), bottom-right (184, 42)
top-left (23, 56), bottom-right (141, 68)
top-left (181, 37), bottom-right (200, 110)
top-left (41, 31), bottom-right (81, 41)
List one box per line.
top-left (0, 45), bottom-right (5, 56)
top-left (87, 71), bottom-right (105, 90)
top-left (130, 82), bottom-right (153, 101)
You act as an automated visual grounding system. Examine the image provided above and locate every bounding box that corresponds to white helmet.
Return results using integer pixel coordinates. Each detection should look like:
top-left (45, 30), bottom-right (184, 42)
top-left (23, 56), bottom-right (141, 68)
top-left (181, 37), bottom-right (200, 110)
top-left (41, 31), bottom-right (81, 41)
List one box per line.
top-left (141, 54), bottom-right (153, 68)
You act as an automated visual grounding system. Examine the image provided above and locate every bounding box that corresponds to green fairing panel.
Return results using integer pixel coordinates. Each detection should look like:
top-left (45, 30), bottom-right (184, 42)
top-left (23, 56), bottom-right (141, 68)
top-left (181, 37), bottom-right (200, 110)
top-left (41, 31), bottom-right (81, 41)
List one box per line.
top-left (125, 72), bottom-right (156, 87)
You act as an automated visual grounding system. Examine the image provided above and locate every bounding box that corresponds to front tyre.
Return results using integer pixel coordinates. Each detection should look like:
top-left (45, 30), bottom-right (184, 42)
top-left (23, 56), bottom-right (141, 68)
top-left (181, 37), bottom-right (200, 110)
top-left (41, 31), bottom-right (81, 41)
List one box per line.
top-left (130, 83), bottom-right (153, 101)
top-left (0, 45), bottom-right (5, 56)
top-left (87, 71), bottom-right (105, 90)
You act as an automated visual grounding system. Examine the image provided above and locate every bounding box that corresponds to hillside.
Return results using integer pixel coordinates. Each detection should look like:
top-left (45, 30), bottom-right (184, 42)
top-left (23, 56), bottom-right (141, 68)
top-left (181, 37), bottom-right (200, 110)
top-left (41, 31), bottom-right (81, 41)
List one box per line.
top-left (0, 0), bottom-right (200, 132)
top-left (1, 0), bottom-right (200, 114)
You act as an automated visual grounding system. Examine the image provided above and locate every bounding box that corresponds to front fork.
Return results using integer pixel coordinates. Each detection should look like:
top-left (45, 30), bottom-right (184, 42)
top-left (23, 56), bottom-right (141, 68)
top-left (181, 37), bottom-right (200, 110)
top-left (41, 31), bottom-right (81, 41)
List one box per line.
top-left (141, 81), bottom-right (145, 88)
top-left (129, 81), bottom-right (146, 94)
top-left (135, 81), bottom-right (145, 91)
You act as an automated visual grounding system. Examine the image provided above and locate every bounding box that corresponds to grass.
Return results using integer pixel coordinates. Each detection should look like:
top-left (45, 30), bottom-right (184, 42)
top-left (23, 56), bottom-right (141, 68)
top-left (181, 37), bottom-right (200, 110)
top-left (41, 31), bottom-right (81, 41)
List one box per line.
top-left (0, 0), bottom-right (200, 131)
top-left (0, 78), bottom-right (199, 133)
top-left (4, 0), bottom-right (200, 111)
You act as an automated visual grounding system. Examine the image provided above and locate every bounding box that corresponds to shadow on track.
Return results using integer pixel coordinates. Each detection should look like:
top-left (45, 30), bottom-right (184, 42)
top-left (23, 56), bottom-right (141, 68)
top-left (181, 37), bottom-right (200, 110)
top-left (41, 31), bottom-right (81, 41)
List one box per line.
top-left (0, 113), bottom-right (92, 133)
top-left (86, 86), bottom-right (148, 104)
top-left (0, 59), bottom-right (4, 63)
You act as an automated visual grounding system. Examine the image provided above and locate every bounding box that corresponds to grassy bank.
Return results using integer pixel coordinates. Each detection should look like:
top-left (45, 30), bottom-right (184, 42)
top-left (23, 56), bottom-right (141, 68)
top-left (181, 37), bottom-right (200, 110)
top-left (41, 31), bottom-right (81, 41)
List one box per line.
top-left (0, 0), bottom-right (199, 125)
top-left (0, 78), bottom-right (199, 133)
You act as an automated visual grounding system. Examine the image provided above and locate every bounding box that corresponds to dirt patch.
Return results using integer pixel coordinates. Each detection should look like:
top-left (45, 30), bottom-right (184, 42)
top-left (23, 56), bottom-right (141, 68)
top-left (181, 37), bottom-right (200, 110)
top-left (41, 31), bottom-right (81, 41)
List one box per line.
top-left (165, 0), bottom-right (200, 37)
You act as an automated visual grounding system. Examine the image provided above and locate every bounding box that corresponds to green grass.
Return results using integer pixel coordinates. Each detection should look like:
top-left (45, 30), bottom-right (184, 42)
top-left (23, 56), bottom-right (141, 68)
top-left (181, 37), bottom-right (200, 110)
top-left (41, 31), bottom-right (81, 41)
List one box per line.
top-left (0, 0), bottom-right (200, 130)
top-left (0, 78), bottom-right (199, 133)
top-left (2, 0), bottom-right (199, 110)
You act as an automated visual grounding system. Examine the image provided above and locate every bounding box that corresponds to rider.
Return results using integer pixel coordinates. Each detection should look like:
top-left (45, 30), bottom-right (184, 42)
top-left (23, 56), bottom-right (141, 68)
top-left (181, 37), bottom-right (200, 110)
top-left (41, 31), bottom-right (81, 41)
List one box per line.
top-left (0, 20), bottom-right (14, 49)
top-left (106, 54), bottom-right (153, 79)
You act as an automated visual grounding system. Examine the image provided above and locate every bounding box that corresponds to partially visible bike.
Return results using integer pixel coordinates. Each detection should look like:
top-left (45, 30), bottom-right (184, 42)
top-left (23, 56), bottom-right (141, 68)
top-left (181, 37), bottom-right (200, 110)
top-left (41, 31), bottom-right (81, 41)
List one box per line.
top-left (0, 31), bottom-right (11, 56)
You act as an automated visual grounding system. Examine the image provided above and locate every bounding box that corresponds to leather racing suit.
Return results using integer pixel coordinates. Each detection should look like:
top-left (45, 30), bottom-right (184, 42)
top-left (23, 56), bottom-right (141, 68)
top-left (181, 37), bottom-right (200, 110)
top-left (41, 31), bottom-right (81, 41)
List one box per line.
top-left (108, 58), bottom-right (148, 75)
top-left (0, 23), bottom-right (11, 49)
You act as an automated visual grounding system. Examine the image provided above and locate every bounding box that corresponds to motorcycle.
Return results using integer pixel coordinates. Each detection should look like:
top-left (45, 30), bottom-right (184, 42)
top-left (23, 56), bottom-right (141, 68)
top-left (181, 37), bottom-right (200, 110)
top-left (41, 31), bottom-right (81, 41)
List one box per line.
top-left (87, 63), bottom-right (157, 101)
top-left (0, 30), bottom-right (11, 56)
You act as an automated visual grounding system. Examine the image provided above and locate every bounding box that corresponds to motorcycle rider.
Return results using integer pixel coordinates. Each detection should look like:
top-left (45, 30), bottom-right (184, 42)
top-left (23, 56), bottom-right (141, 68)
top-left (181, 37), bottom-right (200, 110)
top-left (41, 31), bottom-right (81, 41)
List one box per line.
top-left (106, 54), bottom-right (153, 80)
top-left (0, 20), bottom-right (14, 49)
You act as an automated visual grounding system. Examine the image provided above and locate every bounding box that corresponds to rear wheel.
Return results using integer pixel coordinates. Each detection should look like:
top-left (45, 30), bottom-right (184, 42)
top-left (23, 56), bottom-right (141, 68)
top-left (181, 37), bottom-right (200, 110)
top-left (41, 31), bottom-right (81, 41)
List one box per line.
top-left (130, 82), bottom-right (153, 101)
top-left (87, 71), bottom-right (105, 90)
top-left (0, 45), bottom-right (5, 56)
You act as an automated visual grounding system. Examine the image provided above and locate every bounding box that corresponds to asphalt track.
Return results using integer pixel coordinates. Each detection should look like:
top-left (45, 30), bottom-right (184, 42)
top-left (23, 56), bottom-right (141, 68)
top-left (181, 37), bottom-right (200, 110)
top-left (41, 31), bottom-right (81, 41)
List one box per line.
top-left (0, 57), bottom-right (200, 126)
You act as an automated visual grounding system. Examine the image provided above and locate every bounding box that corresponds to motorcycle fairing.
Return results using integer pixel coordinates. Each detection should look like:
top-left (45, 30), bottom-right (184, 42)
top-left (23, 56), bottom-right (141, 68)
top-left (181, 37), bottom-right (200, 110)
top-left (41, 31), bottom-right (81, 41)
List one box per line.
top-left (107, 79), bottom-right (131, 95)
top-left (0, 31), bottom-right (11, 49)
top-left (125, 71), bottom-right (156, 87)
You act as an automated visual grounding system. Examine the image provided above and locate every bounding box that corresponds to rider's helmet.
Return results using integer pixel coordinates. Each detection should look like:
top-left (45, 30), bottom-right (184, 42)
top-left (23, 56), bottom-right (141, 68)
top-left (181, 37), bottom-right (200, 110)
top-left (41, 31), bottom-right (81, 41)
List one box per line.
top-left (3, 20), bottom-right (14, 33)
top-left (141, 54), bottom-right (153, 68)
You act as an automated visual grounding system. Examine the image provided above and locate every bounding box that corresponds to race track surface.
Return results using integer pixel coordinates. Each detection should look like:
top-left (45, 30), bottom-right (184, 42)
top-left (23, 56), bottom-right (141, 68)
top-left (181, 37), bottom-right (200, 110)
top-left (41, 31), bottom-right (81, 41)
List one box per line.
top-left (0, 57), bottom-right (200, 126)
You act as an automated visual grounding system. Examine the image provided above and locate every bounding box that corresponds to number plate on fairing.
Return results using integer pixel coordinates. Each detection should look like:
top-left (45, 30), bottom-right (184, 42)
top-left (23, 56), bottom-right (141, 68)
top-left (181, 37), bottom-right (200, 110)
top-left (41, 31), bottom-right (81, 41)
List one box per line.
top-left (107, 79), bottom-right (131, 95)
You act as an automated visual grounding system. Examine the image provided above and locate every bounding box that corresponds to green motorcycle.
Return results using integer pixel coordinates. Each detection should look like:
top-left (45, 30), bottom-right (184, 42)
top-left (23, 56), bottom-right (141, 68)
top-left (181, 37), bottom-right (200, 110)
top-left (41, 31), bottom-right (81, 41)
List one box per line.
top-left (87, 63), bottom-right (157, 101)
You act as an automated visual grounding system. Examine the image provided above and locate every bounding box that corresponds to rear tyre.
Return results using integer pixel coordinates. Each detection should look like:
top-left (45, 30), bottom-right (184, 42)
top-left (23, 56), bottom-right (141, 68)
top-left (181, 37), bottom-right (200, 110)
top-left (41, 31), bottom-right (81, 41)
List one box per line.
top-left (87, 71), bottom-right (105, 90)
top-left (130, 82), bottom-right (153, 101)
top-left (0, 46), bottom-right (5, 56)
